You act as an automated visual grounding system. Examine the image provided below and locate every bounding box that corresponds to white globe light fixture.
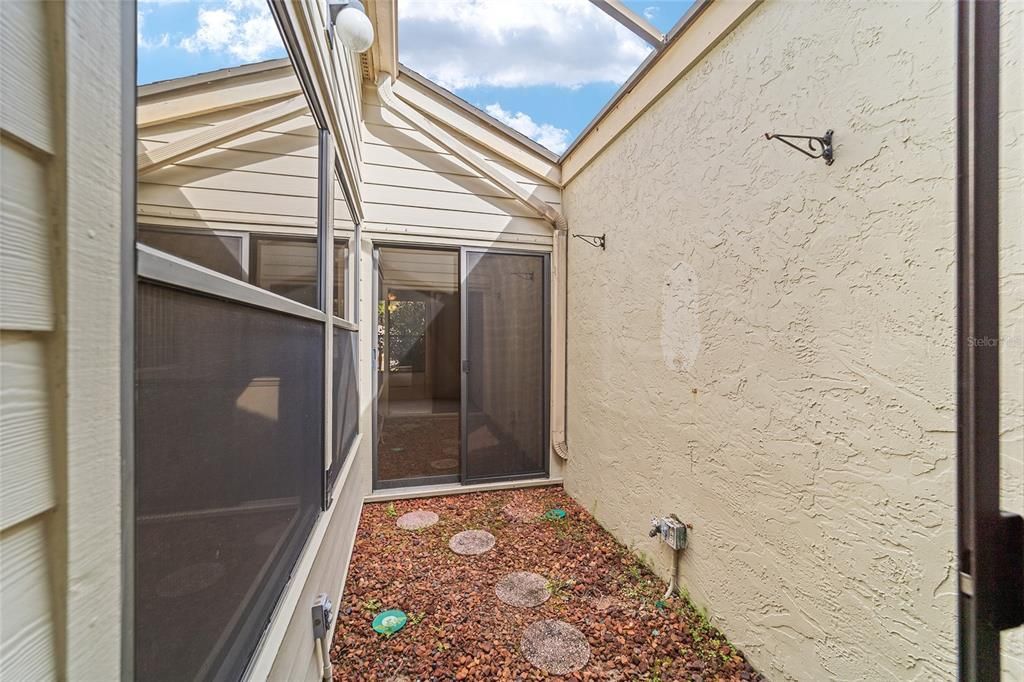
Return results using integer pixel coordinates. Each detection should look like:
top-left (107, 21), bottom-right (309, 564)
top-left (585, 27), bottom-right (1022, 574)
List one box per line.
top-left (328, 0), bottom-right (374, 53)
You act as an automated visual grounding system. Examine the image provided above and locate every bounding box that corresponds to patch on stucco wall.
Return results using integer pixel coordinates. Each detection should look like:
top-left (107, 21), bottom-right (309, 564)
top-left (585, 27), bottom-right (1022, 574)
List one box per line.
top-left (661, 262), bottom-right (701, 373)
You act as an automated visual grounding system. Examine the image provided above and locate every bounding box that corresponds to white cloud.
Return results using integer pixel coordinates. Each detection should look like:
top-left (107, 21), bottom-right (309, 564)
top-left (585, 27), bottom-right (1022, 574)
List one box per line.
top-left (137, 11), bottom-right (170, 50)
top-left (399, 0), bottom-right (652, 90)
top-left (484, 103), bottom-right (570, 153)
top-left (179, 0), bottom-right (282, 62)
top-left (643, 6), bottom-right (659, 20)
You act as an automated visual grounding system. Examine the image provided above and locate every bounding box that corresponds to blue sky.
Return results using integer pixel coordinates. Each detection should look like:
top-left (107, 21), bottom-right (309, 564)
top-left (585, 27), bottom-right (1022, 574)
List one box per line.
top-left (137, 0), bottom-right (695, 153)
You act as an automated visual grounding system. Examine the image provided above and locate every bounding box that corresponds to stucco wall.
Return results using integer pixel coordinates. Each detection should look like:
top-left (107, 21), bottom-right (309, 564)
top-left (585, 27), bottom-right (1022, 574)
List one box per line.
top-left (999, 2), bottom-right (1023, 674)
top-left (562, 1), bottom-right (969, 679)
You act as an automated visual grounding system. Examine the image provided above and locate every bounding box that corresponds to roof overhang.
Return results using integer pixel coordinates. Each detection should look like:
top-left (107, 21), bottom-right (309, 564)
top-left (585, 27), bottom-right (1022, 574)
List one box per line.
top-left (362, 0), bottom-right (399, 82)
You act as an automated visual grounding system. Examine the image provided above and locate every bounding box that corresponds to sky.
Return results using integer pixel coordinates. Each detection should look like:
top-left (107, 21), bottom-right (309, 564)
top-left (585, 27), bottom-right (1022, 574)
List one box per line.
top-left (137, 0), bottom-right (695, 154)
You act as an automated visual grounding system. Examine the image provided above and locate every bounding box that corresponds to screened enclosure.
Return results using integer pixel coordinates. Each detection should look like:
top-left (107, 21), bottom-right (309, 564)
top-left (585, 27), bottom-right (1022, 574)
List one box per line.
top-left (133, 48), bottom-right (361, 680)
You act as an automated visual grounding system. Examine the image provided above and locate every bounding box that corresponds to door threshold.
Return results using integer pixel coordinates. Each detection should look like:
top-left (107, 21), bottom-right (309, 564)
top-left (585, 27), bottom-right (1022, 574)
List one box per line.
top-left (365, 477), bottom-right (563, 503)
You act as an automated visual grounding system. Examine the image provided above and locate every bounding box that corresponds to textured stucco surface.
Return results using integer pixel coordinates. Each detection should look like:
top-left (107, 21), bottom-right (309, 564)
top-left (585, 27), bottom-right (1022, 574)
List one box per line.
top-left (561, 1), bottom-right (984, 679)
top-left (999, 2), bottom-right (1024, 674)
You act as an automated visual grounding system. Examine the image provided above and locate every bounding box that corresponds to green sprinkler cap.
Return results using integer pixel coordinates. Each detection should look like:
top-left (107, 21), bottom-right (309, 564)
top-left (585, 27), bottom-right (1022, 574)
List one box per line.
top-left (543, 508), bottom-right (567, 521)
top-left (371, 609), bottom-right (407, 635)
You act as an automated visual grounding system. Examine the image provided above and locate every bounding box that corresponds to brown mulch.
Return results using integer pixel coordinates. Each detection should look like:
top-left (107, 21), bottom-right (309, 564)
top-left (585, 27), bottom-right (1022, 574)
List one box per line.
top-left (332, 486), bottom-right (764, 681)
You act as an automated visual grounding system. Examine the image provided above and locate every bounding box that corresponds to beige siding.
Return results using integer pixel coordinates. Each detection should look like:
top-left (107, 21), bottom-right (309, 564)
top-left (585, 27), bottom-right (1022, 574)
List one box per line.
top-left (0, 521), bottom-right (57, 681)
top-left (0, 141), bottom-right (53, 330)
top-left (0, 1), bottom-right (53, 154)
top-left (360, 86), bottom-right (557, 249)
top-left (562, 1), bottom-right (967, 679)
top-left (138, 107), bottom-right (321, 234)
top-left (0, 333), bottom-right (55, 529)
top-left (0, 2), bottom-right (60, 677)
top-left (1, 1), bottom-right (124, 678)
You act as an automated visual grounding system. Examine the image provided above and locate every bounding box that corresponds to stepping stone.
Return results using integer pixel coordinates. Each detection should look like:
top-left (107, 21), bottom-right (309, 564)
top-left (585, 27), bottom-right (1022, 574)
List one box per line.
top-left (396, 510), bottom-right (439, 530)
top-left (429, 457), bottom-right (458, 470)
top-left (495, 572), bottom-right (550, 608)
top-left (448, 529), bottom-right (495, 555)
top-left (520, 619), bottom-right (590, 675)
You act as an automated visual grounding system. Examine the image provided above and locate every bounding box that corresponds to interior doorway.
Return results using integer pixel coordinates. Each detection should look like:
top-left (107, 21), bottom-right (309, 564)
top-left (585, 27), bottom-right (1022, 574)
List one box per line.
top-left (375, 247), bottom-right (461, 487)
top-left (373, 245), bottom-right (549, 489)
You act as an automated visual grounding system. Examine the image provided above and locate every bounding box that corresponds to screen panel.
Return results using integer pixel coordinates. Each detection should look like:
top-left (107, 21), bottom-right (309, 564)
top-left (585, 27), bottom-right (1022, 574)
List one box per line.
top-left (138, 226), bottom-right (245, 279)
top-left (462, 251), bottom-right (547, 482)
top-left (328, 325), bottom-right (358, 498)
top-left (134, 282), bottom-right (323, 682)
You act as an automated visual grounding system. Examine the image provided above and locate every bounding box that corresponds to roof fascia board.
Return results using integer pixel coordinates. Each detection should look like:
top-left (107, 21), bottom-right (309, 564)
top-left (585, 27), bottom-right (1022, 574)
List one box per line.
top-left (589, 0), bottom-right (664, 48)
top-left (137, 67), bottom-right (301, 128)
top-left (138, 95), bottom-right (309, 175)
top-left (395, 68), bottom-right (562, 185)
top-left (398, 66), bottom-right (560, 165)
top-left (137, 58), bottom-right (292, 98)
top-left (561, 0), bottom-right (760, 183)
top-left (366, 0), bottom-right (398, 80)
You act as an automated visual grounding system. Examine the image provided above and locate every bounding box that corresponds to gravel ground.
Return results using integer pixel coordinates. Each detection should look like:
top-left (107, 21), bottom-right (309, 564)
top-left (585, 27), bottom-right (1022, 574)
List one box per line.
top-left (332, 486), bottom-right (763, 681)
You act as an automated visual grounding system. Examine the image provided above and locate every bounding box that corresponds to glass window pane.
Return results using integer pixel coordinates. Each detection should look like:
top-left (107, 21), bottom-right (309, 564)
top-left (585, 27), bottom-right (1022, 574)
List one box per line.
top-left (251, 236), bottom-right (318, 308)
top-left (135, 283), bottom-right (323, 682)
top-left (138, 226), bottom-right (244, 279)
top-left (328, 325), bottom-right (358, 496)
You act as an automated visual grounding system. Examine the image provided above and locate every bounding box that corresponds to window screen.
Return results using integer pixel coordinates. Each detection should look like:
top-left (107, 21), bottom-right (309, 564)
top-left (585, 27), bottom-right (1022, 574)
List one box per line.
top-left (135, 282), bottom-right (323, 682)
top-left (138, 226), bottom-right (245, 280)
top-left (327, 325), bottom-right (358, 498)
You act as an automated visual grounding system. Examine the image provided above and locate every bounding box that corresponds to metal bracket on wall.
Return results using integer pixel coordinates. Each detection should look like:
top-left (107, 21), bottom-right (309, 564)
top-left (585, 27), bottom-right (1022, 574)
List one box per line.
top-left (764, 130), bottom-right (834, 165)
top-left (572, 233), bottom-right (606, 250)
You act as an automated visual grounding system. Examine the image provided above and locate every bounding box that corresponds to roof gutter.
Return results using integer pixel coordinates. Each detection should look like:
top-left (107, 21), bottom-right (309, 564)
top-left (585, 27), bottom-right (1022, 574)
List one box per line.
top-left (376, 76), bottom-right (571, 460)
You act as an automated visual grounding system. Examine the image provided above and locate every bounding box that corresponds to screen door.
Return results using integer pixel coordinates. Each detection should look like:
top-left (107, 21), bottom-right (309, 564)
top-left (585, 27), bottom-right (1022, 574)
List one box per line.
top-left (460, 249), bottom-right (549, 482)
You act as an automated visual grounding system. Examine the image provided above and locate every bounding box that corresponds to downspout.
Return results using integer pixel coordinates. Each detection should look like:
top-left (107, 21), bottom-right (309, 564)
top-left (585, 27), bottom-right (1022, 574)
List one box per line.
top-left (376, 76), bottom-right (570, 460)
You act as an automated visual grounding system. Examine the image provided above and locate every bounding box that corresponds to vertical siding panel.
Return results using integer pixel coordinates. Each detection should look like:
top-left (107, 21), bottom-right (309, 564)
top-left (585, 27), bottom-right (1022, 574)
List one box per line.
top-left (0, 333), bottom-right (55, 529)
top-left (0, 521), bottom-right (58, 682)
top-left (0, 1), bottom-right (54, 153)
top-left (0, 139), bottom-right (54, 330)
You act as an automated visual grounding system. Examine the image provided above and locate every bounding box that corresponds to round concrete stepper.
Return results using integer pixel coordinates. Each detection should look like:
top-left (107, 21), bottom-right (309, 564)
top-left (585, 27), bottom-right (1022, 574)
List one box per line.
top-left (520, 619), bottom-right (591, 675)
top-left (396, 510), bottom-right (439, 530)
top-left (495, 572), bottom-right (550, 608)
top-left (448, 529), bottom-right (495, 555)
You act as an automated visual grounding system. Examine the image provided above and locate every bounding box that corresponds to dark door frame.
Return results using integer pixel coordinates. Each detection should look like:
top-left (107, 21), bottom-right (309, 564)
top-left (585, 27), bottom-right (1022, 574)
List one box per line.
top-left (956, 1), bottom-right (1023, 678)
top-left (370, 243), bottom-right (552, 490)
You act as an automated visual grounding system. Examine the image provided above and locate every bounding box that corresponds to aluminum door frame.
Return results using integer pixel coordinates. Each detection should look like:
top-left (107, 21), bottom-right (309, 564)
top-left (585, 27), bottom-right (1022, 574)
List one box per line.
top-left (371, 243), bottom-right (462, 490)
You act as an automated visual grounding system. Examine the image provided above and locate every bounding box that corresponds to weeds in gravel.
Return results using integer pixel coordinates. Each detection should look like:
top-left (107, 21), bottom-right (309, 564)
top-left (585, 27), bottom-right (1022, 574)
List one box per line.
top-left (649, 656), bottom-right (673, 681)
top-left (672, 594), bottom-right (733, 661)
top-left (361, 598), bottom-right (382, 612)
top-left (545, 576), bottom-right (574, 600)
top-left (385, 502), bottom-right (398, 517)
top-left (409, 612), bottom-right (425, 627)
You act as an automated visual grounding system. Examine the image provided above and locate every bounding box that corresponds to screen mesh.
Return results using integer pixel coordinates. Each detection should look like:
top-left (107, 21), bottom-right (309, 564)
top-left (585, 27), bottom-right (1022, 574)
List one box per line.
top-left (328, 325), bottom-right (358, 498)
top-left (463, 252), bottom-right (547, 481)
top-left (135, 282), bottom-right (323, 682)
